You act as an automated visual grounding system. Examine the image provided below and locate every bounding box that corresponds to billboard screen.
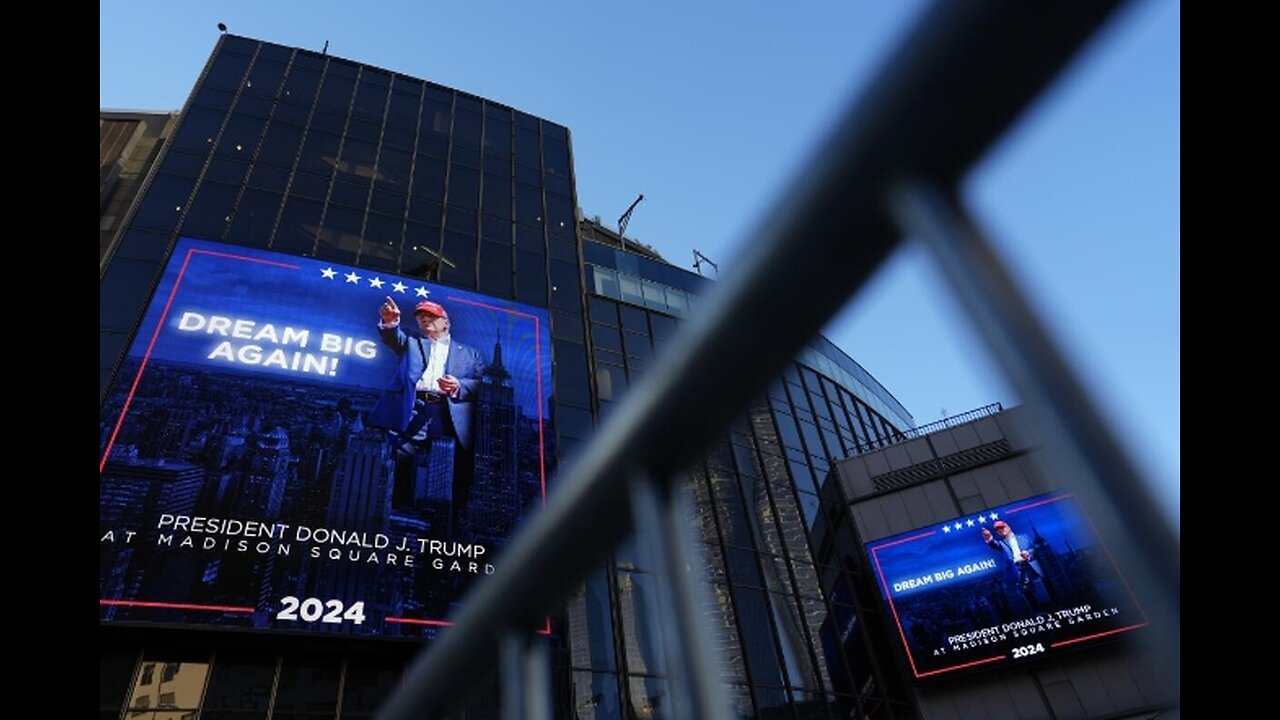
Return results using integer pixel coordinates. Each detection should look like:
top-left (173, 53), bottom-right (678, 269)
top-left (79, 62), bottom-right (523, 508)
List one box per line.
top-left (864, 492), bottom-right (1147, 680)
top-left (100, 237), bottom-right (555, 638)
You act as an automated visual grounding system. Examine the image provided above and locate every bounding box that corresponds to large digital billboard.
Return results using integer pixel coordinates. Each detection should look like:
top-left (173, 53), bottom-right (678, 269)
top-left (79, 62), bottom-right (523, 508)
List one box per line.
top-left (100, 237), bottom-right (554, 638)
top-left (865, 492), bottom-right (1147, 679)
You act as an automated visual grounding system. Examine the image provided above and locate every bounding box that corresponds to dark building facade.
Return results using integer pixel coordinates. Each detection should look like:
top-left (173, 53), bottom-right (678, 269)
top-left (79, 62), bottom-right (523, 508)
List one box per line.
top-left (100, 34), bottom-right (918, 719)
top-left (816, 406), bottom-right (1177, 718)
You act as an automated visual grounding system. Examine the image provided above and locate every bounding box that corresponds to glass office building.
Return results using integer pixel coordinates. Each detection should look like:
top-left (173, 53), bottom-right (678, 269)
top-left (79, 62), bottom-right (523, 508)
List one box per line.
top-left (100, 34), bottom-right (917, 719)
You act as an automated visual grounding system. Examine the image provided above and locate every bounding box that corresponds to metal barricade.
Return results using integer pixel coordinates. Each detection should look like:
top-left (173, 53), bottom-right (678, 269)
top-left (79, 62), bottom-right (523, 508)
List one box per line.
top-left (376, 1), bottom-right (1178, 717)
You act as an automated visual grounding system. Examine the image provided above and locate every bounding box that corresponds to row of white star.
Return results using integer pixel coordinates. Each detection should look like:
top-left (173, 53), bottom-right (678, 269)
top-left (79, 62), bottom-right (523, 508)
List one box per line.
top-left (319, 266), bottom-right (432, 297)
top-left (940, 512), bottom-right (1000, 533)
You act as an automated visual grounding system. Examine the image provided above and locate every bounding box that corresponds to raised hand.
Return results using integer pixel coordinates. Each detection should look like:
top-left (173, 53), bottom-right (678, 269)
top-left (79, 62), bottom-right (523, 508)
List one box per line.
top-left (379, 296), bottom-right (401, 325)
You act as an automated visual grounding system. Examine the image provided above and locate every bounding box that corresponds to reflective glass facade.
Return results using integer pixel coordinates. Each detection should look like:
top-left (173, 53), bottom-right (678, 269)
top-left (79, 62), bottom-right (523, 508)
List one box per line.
top-left (100, 34), bottom-right (916, 720)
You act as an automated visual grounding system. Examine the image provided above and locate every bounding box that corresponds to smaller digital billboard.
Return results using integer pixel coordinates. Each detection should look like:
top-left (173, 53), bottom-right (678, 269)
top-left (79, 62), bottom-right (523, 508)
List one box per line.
top-left (864, 492), bottom-right (1147, 680)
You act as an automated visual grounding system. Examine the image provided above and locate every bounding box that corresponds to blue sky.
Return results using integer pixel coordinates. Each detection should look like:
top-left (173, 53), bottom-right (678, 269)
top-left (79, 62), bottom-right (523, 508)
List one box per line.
top-left (101, 1), bottom-right (1179, 528)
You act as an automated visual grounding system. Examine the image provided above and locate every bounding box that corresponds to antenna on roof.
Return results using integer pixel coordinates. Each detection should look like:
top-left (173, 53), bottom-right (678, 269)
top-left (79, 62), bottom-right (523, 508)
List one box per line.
top-left (693, 249), bottom-right (719, 278)
top-left (217, 22), bottom-right (227, 33)
top-left (618, 193), bottom-right (644, 252)
top-left (322, 39), bottom-right (329, 55)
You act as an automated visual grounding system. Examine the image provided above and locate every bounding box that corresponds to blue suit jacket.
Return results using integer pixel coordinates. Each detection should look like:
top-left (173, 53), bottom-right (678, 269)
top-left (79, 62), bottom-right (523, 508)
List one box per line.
top-left (987, 533), bottom-right (1044, 577)
top-left (367, 325), bottom-right (485, 450)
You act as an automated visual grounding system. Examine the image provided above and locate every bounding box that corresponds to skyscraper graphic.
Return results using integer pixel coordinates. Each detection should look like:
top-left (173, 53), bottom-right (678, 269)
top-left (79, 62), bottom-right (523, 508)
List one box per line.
top-left (469, 337), bottom-right (520, 545)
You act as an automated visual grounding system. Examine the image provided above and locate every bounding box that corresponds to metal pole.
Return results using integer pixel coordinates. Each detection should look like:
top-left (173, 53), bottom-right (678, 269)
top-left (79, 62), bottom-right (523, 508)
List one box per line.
top-left (374, 3), bottom-right (1134, 717)
top-left (629, 474), bottom-right (733, 720)
top-left (500, 631), bottom-right (552, 720)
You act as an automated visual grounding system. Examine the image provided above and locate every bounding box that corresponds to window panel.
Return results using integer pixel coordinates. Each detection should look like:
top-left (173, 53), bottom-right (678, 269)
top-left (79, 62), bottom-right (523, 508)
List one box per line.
top-left (411, 155), bottom-right (447, 201)
top-left (296, 131), bottom-right (340, 175)
top-left (547, 192), bottom-right (574, 237)
top-left (329, 178), bottom-right (370, 208)
top-left (315, 72), bottom-right (355, 113)
top-left (454, 109), bottom-right (481, 148)
top-left (171, 107), bottom-right (224, 155)
top-left (202, 654), bottom-right (275, 713)
top-left (482, 173), bottom-right (511, 219)
top-left (551, 310), bottom-right (585, 343)
top-left (478, 240), bottom-right (513, 298)
top-left (515, 127), bottom-right (540, 167)
top-left (233, 94), bottom-right (273, 119)
top-left (616, 572), bottom-right (667, 676)
top-left (571, 671), bottom-right (622, 720)
top-left (180, 180), bottom-right (239, 240)
top-left (388, 89), bottom-right (421, 129)
top-left (370, 187), bottom-right (407, 217)
top-left (516, 250), bottom-right (548, 306)
top-left (552, 340), bottom-right (590, 403)
top-left (352, 79), bottom-right (388, 119)
top-left (273, 657), bottom-right (340, 715)
top-left (445, 207), bottom-right (476, 234)
top-left (422, 98), bottom-right (452, 139)
top-left (515, 182), bottom-right (543, 226)
top-left (437, 230), bottom-right (477, 289)
top-left (340, 665), bottom-right (401, 717)
top-left (515, 224), bottom-right (545, 254)
top-left (550, 260), bottom-right (581, 313)
top-left (289, 171), bottom-right (330, 200)
top-left (131, 175), bottom-right (194, 232)
top-left (159, 150), bottom-right (206, 178)
top-left (359, 214), bottom-right (404, 271)
top-left (732, 587), bottom-right (787, 688)
top-left (628, 677), bottom-right (671, 720)
top-left (245, 58), bottom-right (286, 97)
top-left (448, 164), bottom-right (480, 210)
top-left (309, 108), bottom-right (345, 133)
top-left (125, 661), bottom-right (209, 711)
top-left (482, 216), bottom-right (512, 244)
top-left (340, 138), bottom-right (378, 179)
top-left (483, 113), bottom-right (512, 158)
top-left (568, 566), bottom-right (618, 671)
top-left (227, 189), bottom-right (281, 248)
top-left (272, 196), bottom-right (322, 255)
top-left (594, 362), bottom-right (627, 402)
top-left (280, 66), bottom-right (321, 106)
top-left (205, 158), bottom-right (249, 185)
top-left (192, 85), bottom-right (234, 111)
top-left (315, 204), bottom-right (363, 264)
top-left (256, 122), bottom-right (304, 168)
top-left (591, 266), bottom-right (619, 300)
top-left (205, 51), bottom-right (250, 90)
top-left (401, 227), bottom-right (442, 278)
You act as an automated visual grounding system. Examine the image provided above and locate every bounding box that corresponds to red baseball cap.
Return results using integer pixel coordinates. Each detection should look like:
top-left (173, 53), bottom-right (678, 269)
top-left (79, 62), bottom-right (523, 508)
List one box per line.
top-left (413, 300), bottom-right (448, 318)
top-left (992, 520), bottom-right (1009, 531)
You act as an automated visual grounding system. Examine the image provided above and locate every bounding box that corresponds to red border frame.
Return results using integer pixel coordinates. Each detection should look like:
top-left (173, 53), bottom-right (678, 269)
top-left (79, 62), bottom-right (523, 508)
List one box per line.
top-left (100, 243), bottom-right (553, 636)
top-left (868, 493), bottom-right (1149, 679)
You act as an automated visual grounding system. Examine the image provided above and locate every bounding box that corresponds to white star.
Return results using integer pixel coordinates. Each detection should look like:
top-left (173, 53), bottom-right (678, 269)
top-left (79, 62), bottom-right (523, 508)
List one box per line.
top-left (965, 518), bottom-right (975, 527)
top-left (953, 522), bottom-right (962, 531)
top-left (344, 271), bottom-right (361, 284)
top-left (369, 277), bottom-right (385, 289)
top-left (978, 516), bottom-right (987, 524)
top-left (320, 267), bottom-right (337, 279)
top-left (989, 512), bottom-right (999, 521)
top-left (941, 525), bottom-right (951, 533)
top-left (391, 281), bottom-right (407, 294)
top-left (414, 286), bottom-right (430, 297)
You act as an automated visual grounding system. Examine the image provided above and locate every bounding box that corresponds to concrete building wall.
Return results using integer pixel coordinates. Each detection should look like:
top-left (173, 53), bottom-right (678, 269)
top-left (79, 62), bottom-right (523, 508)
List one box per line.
top-left (100, 111), bottom-right (179, 265)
